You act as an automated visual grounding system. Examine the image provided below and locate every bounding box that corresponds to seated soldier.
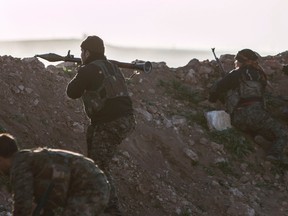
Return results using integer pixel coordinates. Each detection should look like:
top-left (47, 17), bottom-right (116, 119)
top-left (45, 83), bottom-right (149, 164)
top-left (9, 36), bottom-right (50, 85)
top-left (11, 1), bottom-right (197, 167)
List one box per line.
top-left (0, 133), bottom-right (110, 216)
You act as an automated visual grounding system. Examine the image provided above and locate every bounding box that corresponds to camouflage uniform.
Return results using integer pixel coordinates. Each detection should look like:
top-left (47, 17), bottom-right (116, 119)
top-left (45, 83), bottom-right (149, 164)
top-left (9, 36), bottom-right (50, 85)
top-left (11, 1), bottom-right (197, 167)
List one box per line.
top-left (86, 115), bottom-right (135, 214)
top-left (232, 102), bottom-right (288, 156)
top-left (209, 62), bottom-right (288, 160)
top-left (10, 148), bottom-right (110, 216)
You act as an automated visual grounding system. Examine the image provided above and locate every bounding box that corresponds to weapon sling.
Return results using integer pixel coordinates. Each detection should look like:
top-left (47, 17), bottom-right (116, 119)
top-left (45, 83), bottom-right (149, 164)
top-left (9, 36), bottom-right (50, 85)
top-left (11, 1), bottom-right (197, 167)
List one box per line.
top-left (32, 182), bottom-right (54, 216)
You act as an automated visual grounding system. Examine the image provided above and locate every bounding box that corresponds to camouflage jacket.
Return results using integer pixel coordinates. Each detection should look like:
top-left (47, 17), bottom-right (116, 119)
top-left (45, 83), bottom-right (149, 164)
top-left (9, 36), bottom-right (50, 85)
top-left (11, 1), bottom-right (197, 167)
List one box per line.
top-left (10, 148), bottom-right (109, 216)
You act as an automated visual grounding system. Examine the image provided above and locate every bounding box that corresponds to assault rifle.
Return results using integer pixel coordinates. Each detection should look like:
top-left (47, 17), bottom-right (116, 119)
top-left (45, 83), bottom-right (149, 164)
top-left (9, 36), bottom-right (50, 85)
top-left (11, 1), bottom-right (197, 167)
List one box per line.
top-left (35, 50), bottom-right (152, 73)
top-left (211, 48), bottom-right (226, 76)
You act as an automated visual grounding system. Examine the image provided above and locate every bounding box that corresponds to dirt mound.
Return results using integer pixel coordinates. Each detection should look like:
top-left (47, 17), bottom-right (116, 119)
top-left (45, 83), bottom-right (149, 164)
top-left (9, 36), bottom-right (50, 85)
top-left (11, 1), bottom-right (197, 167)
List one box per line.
top-left (1, 51), bottom-right (288, 216)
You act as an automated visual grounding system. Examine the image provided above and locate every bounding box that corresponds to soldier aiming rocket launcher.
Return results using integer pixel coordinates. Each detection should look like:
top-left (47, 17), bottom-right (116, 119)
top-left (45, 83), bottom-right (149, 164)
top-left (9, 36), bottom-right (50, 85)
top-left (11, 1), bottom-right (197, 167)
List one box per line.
top-left (35, 50), bottom-right (152, 74)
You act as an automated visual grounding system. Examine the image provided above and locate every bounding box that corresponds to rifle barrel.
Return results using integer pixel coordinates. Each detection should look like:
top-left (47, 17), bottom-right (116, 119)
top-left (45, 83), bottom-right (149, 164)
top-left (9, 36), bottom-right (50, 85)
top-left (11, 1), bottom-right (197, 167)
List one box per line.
top-left (211, 48), bottom-right (226, 76)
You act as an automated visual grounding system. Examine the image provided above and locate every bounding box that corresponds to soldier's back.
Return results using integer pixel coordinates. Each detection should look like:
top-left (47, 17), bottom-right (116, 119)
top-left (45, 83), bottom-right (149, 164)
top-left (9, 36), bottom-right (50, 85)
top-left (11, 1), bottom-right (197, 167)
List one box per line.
top-left (12, 147), bottom-right (110, 214)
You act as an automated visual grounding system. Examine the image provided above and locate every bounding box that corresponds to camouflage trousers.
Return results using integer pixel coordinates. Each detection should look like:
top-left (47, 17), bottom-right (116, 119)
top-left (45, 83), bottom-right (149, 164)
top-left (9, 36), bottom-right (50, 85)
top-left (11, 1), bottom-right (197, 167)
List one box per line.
top-left (232, 102), bottom-right (288, 156)
top-left (86, 114), bottom-right (136, 214)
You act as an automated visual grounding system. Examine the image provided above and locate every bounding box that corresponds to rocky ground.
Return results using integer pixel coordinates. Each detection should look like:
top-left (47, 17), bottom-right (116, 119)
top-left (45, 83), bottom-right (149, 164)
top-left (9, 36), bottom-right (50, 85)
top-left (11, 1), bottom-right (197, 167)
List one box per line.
top-left (0, 50), bottom-right (288, 216)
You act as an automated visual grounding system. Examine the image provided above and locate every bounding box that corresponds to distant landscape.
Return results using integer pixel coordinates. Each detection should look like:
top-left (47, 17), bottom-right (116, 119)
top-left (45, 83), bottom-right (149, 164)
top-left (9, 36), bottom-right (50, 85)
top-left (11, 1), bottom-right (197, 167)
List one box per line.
top-left (0, 39), bottom-right (281, 68)
top-left (1, 47), bottom-right (288, 216)
top-left (0, 39), bottom-right (224, 68)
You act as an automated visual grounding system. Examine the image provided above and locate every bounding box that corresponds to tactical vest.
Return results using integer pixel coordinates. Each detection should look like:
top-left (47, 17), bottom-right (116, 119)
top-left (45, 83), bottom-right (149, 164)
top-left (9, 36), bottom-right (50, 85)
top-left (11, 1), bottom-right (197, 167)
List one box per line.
top-left (82, 60), bottom-right (129, 118)
top-left (226, 68), bottom-right (265, 114)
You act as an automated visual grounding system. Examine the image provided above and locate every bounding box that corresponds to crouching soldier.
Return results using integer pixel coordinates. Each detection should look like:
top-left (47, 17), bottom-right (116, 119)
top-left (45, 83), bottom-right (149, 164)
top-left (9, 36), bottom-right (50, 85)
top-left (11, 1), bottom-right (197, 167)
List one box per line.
top-left (0, 133), bottom-right (110, 216)
top-left (209, 49), bottom-right (288, 163)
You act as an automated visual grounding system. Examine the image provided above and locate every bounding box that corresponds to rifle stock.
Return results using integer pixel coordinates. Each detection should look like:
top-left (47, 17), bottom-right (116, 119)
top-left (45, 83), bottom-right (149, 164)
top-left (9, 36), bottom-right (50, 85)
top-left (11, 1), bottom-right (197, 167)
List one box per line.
top-left (35, 50), bottom-right (152, 73)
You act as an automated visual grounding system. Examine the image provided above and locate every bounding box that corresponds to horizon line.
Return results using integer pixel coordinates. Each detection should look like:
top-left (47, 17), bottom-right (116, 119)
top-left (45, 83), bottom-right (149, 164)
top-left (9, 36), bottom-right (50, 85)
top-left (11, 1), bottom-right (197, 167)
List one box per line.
top-left (0, 38), bottom-right (232, 53)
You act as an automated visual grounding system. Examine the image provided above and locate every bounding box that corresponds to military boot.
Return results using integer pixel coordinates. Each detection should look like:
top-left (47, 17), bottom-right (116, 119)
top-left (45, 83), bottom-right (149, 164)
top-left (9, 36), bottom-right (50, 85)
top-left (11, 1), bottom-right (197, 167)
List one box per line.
top-left (254, 135), bottom-right (272, 151)
top-left (103, 206), bottom-right (123, 216)
top-left (266, 154), bottom-right (288, 165)
top-left (265, 139), bottom-right (288, 164)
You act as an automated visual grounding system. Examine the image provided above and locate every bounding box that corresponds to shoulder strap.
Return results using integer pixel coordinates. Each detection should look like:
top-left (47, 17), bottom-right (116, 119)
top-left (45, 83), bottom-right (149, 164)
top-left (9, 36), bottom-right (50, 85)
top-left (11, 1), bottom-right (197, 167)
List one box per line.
top-left (32, 182), bottom-right (54, 216)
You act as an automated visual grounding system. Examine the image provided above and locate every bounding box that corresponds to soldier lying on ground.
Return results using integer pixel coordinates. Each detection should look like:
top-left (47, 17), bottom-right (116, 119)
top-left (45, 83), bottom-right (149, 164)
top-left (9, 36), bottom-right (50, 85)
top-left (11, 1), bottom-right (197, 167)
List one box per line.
top-left (0, 133), bottom-right (110, 216)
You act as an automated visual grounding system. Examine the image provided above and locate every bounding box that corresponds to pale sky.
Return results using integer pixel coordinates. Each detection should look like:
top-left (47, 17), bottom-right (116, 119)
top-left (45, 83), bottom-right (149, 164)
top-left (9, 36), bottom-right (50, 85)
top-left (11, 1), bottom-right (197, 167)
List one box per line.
top-left (1, 0), bottom-right (287, 54)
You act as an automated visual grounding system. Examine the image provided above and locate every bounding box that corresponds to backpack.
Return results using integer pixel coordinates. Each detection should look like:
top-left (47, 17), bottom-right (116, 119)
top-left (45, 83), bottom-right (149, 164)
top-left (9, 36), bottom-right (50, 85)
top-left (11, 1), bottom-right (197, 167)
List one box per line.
top-left (225, 68), bottom-right (266, 114)
top-left (238, 68), bottom-right (265, 99)
top-left (82, 60), bottom-right (129, 118)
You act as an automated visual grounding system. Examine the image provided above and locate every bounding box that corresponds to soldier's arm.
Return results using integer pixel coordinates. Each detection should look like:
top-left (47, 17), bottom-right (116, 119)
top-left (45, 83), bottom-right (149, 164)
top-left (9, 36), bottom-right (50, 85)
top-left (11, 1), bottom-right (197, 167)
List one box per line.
top-left (11, 155), bottom-right (34, 216)
top-left (66, 64), bottom-right (104, 98)
top-left (209, 70), bottom-right (240, 102)
top-left (66, 66), bottom-right (90, 99)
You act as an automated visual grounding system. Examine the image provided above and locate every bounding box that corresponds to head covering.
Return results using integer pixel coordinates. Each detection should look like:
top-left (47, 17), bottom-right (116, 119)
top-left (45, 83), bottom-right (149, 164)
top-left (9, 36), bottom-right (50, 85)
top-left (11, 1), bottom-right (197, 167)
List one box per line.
top-left (235, 49), bottom-right (258, 63)
top-left (81, 35), bottom-right (105, 54)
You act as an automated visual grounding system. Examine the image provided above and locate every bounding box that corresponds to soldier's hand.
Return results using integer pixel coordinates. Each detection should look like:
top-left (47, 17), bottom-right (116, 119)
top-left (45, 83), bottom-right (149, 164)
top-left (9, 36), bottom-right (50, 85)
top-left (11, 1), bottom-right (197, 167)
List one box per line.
top-left (282, 64), bottom-right (288, 76)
